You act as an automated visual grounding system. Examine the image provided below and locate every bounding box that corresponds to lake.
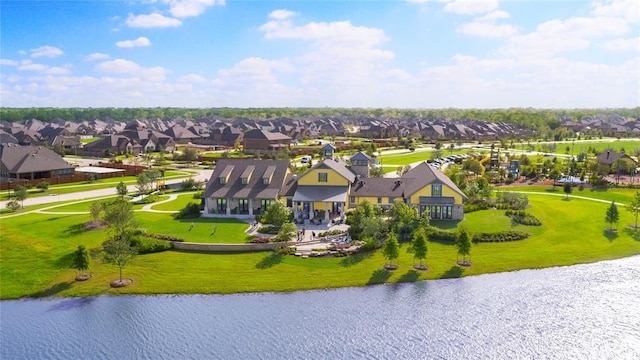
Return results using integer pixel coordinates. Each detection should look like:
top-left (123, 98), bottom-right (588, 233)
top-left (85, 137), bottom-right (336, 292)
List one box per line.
top-left (2, 256), bottom-right (639, 359)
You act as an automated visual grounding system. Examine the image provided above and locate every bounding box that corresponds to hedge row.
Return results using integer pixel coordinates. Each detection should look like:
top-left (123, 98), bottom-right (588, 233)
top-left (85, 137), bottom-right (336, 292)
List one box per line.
top-left (472, 231), bottom-right (530, 243)
top-left (505, 210), bottom-right (542, 226)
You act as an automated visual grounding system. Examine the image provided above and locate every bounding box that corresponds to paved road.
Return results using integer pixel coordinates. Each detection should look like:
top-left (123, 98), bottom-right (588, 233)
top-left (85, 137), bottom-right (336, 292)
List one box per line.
top-left (0, 169), bottom-right (212, 208)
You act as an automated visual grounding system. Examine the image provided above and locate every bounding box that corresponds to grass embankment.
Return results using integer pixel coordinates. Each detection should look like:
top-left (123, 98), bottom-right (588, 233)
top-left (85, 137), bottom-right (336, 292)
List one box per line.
top-left (1, 189), bottom-right (639, 299)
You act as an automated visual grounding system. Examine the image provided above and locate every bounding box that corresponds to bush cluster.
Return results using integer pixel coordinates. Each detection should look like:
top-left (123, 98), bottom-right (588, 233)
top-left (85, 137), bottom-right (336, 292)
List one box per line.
top-left (130, 237), bottom-right (173, 254)
top-left (274, 246), bottom-right (296, 255)
top-left (505, 210), bottom-right (542, 226)
top-left (464, 202), bottom-right (492, 213)
top-left (257, 225), bottom-right (279, 234)
top-left (250, 236), bottom-right (272, 243)
top-left (134, 193), bottom-right (159, 204)
top-left (149, 233), bottom-right (184, 242)
top-left (425, 227), bottom-right (457, 243)
top-left (318, 229), bottom-right (346, 237)
top-left (174, 202), bottom-right (201, 219)
top-left (472, 231), bottom-right (530, 243)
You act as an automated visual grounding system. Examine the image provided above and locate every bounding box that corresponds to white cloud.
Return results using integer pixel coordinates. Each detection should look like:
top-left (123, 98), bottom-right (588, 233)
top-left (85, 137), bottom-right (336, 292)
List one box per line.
top-left (178, 74), bottom-right (207, 83)
top-left (30, 45), bottom-right (63, 58)
top-left (164, 0), bottom-right (223, 18)
top-left (591, 0), bottom-right (639, 22)
top-left (444, 0), bottom-right (498, 15)
top-left (97, 59), bottom-right (141, 74)
top-left (602, 37), bottom-right (640, 51)
top-left (500, 16), bottom-right (630, 58)
top-left (1, 59), bottom-right (19, 66)
top-left (126, 13), bottom-right (182, 28)
top-left (268, 9), bottom-right (296, 20)
top-left (458, 10), bottom-right (518, 38)
top-left (116, 37), bottom-right (152, 48)
top-left (16, 59), bottom-right (70, 75)
top-left (84, 53), bottom-right (110, 61)
top-left (260, 19), bottom-right (388, 46)
top-left (96, 59), bottom-right (167, 81)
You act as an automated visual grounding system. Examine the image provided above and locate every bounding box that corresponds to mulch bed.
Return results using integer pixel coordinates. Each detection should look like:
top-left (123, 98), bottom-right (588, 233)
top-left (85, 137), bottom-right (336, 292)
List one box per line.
top-left (110, 278), bottom-right (133, 288)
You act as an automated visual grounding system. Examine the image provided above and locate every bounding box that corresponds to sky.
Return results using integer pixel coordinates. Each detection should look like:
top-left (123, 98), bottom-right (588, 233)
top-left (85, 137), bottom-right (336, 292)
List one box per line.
top-left (0, 0), bottom-right (638, 109)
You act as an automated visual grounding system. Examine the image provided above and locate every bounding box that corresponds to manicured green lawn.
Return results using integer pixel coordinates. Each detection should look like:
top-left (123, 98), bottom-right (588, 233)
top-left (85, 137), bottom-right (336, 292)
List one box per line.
top-left (149, 192), bottom-right (198, 211)
top-left (1, 191), bottom-right (639, 299)
top-left (502, 185), bottom-right (637, 205)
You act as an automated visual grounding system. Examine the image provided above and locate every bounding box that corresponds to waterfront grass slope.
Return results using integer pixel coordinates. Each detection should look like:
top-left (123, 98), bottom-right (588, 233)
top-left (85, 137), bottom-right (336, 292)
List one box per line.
top-left (1, 188), bottom-right (639, 299)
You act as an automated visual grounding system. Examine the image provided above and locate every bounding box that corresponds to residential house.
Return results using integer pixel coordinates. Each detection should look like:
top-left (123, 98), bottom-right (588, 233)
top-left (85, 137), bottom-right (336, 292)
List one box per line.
top-left (242, 129), bottom-right (291, 155)
top-left (82, 135), bottom-right (143, 156)
top-left (202, 159), bottom-right (292, 218)
top-left (1, 143), bottom-right (75, 180)
top-left (596, 150), bottom-right (638, 174)
top-left (349, 161), bottom-right (467, 220)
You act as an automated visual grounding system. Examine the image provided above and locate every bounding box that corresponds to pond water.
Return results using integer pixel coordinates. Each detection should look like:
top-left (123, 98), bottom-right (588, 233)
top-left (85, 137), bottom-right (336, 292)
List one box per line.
top-left (2, 256), bottom-right (639, 359)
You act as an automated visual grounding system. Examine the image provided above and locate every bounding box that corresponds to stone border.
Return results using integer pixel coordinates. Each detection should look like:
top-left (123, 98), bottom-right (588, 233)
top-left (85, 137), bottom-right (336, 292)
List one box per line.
top-left (173, 241), bottom-right (295, 252)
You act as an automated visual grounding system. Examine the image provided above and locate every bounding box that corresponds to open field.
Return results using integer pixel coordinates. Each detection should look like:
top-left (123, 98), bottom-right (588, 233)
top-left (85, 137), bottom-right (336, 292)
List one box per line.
top-left (1, 187), bottom-right (639, 299)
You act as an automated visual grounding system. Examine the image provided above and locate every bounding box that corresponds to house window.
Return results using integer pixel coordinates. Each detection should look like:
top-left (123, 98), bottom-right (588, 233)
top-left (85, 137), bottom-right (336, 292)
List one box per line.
top-left (216, 198), bottom-right (227, 213)
top-left (263, 177), bottom-right (270, 185)
top-left (431, 206), bottom-right (441, 219)
top-left (286, 199), bottom-right (292, 207)
top-left (443, 206), bottom-right (453, 219)
top-left (389, 197), bottom-right (395, 204)
top-left (220, 177), bottom-right (226, 184)
top-left (241, 177), bottom-right (248, 185)
top-left (350, 196), bottom-right (356, 204)
top-left (238, 199), bottom-right (249, 213)
top-left (260, 199), bottom-right (272, 211)
top-left (377, 197), bottom-right (382, 204)
top-left (318, 172), bottom-right (328, 182)
top-left (432, 184), bottom-right (442, 197)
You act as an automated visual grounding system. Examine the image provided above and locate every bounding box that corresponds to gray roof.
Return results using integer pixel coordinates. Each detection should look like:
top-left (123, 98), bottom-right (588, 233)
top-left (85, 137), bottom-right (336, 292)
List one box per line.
top-left (310, 158), bottom-right (356, 183)
top-left (350, 178), bottom-right (412, 197)
top-left (402, 161), bottom-right (467, 199)
top-left (350, 152), bottom-right (371, 161)
top-left (1, 144), bottom-right (74, 174)
top-left (203, 159), bottom-right (291, 200)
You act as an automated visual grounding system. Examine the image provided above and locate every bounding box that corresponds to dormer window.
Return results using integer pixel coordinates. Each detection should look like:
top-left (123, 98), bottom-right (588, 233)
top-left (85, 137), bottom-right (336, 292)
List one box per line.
top-left (263, 177), bottom-right (270, 185)
top-left (240, 165), bottom-right (254, 186)
top-left (220, 177), bottom-right (226, 184)
top-left (432, 184), bottom-right (442, 197)
top-left (318, 172), bottom-right (328, 182)
top-left (241, 177), bottom-right (248, 185)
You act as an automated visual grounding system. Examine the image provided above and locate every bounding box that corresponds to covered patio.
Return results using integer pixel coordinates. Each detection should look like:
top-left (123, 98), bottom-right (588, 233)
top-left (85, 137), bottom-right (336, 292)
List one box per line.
top-left (292, 185), bottom-right (347, 224)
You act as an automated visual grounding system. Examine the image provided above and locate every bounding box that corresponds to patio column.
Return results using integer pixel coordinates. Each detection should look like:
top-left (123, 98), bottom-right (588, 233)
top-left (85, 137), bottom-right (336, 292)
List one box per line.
top-left (226, 198), bottom-right (231, 215)
top-left (249, 199), bottom-right (253, 216)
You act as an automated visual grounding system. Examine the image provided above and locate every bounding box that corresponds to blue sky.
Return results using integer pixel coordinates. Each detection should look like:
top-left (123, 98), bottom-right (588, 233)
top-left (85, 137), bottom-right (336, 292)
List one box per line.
top-left (1, 0), bottom-right (638, 108)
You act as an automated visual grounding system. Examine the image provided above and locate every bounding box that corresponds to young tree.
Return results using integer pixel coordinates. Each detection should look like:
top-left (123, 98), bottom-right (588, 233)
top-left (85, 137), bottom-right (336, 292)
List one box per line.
top-left (273, 222), bottom-right (297, 242)
top-left (627, 191), bottom-right (640, 229)
top-left (136, 172), bottom-right (150, 198)
top-left (14, 185), bottom-right (27, 208)
top-left (563, 182), bottom-right (573, 199)
top-left (605, 201), bottom-right (619, 231)
top-left (456, 227), bottom-right (472, 266)
top-left (410, 227), bottom-right (428, 269)
top-left (388, 201), bottom-right (419, 242)
top-left (261, 202), bottom-right (291, 229)
top-left (72, 245), bottom-right (90, 279)
top-left (116, 181), bottom-right (128, 198)
top-left (6, 200), bottom-right (20, 212)
top-left (144, 169), bottom-right (161, 190)
top-left (90, 201), bottom-right (105, 225)
top-left (383, 232), bottom-right (400, 269)
top-left (102, 236), bottom-right (137, 283)
top-left (103, 199), bottom-right (136, 238)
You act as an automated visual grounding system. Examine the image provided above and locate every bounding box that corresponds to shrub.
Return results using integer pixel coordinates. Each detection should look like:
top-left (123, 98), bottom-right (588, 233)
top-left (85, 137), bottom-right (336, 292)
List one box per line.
top-left (6, 200), bottom-right (21, 212)
top-left (181, 178), bottom-right (204, 191)
top-left (318, 229), bottom-right (346, 237)
top-left (257, 225), bottom-right (279, 234)
top-left (250, 236), bottom-right (271, 243)
top-left (425, 226), bottom-right (457, 243)
top-left (148, 233), bottom-right (184, 242)
top-left (464, 202), bottom-right (491, 213)
top-left (274, 246), bottom-right (296, 255)
top-left (130, 237), bottom-right (173, 254)
top-left (472, 231), bottom-right (530, 243)
top-left (36, 181), bottom-right (49, 191)
top-left (193, 191), bottom-right (204, 199)
top-left (174, 202), bottom-right (201, 219)
top-left (505, 210), bottom-right (542, 226)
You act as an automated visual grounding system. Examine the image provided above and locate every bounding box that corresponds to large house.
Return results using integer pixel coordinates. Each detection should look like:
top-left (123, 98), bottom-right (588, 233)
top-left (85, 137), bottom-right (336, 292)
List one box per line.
top-left (202, 159), bottom-right (293, 217)
top-left (202, 143), bottom-right (467, 221)
top-left (1, 143), bottom-right (75, 180)
top-left (242, 129), bottom-right (291, 154)
top-left (596, 150), bottom-right (638, 173)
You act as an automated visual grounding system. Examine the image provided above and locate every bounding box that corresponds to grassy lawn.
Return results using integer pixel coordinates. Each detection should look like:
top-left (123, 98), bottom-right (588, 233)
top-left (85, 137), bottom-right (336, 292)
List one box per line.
top-left (0, 170), bottom-right (194, 201)
top-left (149, 192), bottom-right (198, 211)
top-left (1, 191), bottom-right (639, 299)
top-left (501, 185), bottom-right (638, 205)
